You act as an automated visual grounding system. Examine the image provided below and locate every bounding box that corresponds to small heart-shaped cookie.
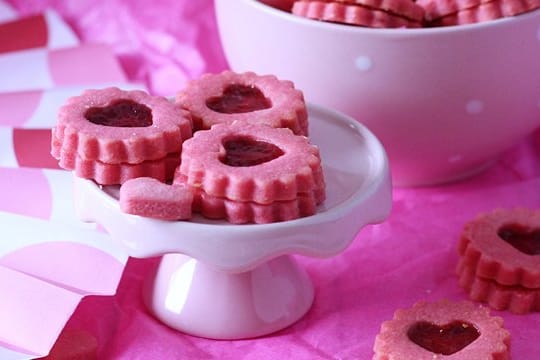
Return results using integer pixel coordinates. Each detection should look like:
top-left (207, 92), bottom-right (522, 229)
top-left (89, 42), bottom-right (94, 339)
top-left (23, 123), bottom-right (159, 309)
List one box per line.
top-left (119, 177), bottom-right (193, 220)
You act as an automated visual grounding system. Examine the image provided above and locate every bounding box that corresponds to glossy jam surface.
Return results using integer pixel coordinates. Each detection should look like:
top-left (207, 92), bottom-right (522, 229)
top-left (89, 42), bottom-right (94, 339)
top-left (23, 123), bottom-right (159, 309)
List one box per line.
top-left (221, 136), bottom-right (284, 167)
top-left (206, 84), bottom-right (272, 114)
top-left (407, 321), bottom-right (480, 355)
top-left (85, 99), bottom-right (153, 127)
top-left (498, 224), bottom-right (540, 256)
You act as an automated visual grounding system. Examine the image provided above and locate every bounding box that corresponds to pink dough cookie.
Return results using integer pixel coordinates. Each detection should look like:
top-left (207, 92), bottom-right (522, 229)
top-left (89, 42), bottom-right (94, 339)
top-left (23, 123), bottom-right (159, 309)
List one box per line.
top-left (428, 0), bottom-right (539, 25)
top-left (458, 259), bottom-right (540, 314)
top-left (418, 0), bottom-right (493, 21)
top-left (192, 188), bottom-right (319, 224)
top-left (175, 122), bottom-right (325, 204)
top-left (175, 71), bottom-right (308, 135)
top-left (259, 0), bottom-right (298, 11)
top-left (373, 299), bottom-right (511, 359)
top-left (458, 208), bottom-right (540, 289)
top-left (54, 149), bottom-right (181, 185)
top-left (120, 177), bottom-right (193, 220)
top-left (52, 87), bottom-right (192, 164)
top-left (311, 0), bottom-right (425, 22)
top-left (291, 1), bottom-right (422, 28)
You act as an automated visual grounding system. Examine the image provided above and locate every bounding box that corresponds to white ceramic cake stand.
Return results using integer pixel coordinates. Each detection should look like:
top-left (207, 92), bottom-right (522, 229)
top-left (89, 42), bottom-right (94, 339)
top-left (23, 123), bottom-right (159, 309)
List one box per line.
top-left (73, 104), bottom-right (392, 340)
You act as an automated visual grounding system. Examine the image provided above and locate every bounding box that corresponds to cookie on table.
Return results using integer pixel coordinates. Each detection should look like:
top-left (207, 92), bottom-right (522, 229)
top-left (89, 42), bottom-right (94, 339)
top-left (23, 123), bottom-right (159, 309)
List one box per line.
top-left (291, 0), bottom-right (423, 28)
top-left (176, 71), bottom-right (309, 136)
top-left (457, 259), bottom-right (540, 314)
top-left (373, 299), bottom-right (511, 359)
top-left (175, 121), bottom-right (325, 205)
top-left (457, 208), bottom-right (540, 313)
top-left (51, 87), bottom-right (192, 184)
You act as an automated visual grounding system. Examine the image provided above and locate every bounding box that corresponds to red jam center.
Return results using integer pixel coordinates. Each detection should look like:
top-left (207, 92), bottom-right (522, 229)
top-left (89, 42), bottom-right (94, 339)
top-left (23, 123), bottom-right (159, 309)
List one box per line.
top-left (206, 84), bottom-right (272, 114)
top-left (84, 99), bottom-right (153, 127)
top-left (221, 136), bottom-right (284, 167)
top-left (407, 321), bottom-right (480, 355)
top-left (498, 224), bottom-right (540, 256)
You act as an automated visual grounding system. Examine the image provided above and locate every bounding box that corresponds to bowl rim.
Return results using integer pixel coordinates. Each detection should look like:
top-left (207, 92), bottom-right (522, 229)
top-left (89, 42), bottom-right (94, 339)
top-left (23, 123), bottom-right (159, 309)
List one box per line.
top-left (234, 0), bottom-right (540, 37)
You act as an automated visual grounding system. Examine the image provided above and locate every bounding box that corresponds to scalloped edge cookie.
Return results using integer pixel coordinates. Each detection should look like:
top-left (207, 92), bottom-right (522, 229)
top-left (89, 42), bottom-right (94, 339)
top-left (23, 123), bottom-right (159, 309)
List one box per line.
top-left (373, 299), bottom-right (511, 359)
top-left (427, 0), bottom-right (539, 25)
top-left (314, 0), bottom-right (425, 22)
top-left (458, 259), bottom-right (540, 314)
top-left (458, 208), bottom-right (540, 289)
top-left (291, 0), bottom-right (422, 28)
top-left (175, 122), bottom-right (325, 204)
top-left (52, 87), bottom-right (192, 164)
top-left (175, 71), bottom-right (308, 136)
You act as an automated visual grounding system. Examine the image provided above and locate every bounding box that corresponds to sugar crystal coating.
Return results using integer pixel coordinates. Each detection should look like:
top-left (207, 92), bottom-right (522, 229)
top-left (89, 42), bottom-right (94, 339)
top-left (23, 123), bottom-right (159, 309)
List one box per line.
top-left (52, 87), bottom-right (192, 165)
top-left (175, 71), bottom-right (308, 135)
top-left (373, 299), bottom-right (511, 360)
top-left (175, 122), bottom-right (325, 204)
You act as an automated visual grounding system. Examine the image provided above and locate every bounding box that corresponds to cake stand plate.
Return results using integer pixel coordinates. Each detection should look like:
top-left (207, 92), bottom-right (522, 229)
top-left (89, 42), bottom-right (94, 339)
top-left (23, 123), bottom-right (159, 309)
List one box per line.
top-left (73, 103), bottom-right (392, 339)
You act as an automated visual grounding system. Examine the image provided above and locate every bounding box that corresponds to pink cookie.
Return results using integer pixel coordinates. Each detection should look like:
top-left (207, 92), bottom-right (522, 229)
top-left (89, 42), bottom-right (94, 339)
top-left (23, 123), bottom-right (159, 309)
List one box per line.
top-left (458, 259), bottom-right (540, 314)
top-left (458, 208), bottom-right (540, 289)
top-left (119, 177), bottom-right (193, 220)
top-left (373, 299), bottom-right (510, 359)
top-left (427, 0), bottom-right (539, 26)
top-left (417, 0), bottom-right (493, 21)
top-left (310, 0), bottom-right (425, 22)
top-left (291, 1), bottom-right (422, 28)
top-left (175, 122), bottom-right (325, 204)
top-left (175, 71), bottom-right (308, 135)
top-left (52, 87), bottom-right (192, 165)
top-left (54, 148), bottom-right (181, 185)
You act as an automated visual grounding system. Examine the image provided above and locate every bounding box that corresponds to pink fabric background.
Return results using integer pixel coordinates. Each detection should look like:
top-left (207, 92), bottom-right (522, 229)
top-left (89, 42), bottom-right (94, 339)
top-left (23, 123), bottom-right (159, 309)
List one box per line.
top-left (6, 1), bottom-right (540, 359)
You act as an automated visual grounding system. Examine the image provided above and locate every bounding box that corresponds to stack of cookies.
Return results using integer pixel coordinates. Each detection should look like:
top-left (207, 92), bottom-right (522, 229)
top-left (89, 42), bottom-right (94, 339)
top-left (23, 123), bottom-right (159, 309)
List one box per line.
top-left (457, 208), bottom-right (540, 314)
top-left (173, 121), bottom-right (325, 224)
top-left (51, 87), bottom-right (192, 185)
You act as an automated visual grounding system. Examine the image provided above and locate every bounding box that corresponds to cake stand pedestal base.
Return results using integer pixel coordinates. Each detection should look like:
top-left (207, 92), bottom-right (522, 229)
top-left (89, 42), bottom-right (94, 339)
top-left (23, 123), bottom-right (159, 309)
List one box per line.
top-left (143, 253), bottom-right (314, 339)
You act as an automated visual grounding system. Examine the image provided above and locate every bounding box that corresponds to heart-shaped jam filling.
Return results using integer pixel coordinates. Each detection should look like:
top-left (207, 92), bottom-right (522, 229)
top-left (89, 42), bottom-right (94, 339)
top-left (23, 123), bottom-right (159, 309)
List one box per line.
top-left (407, 321), bottom-right (480, 355)
top-left (221, 136), bottom-right (284, 167)
top-left (498, 224), bottom-right (540, 255)
top-left (206, 84), bottom-right (272, 114)
top-left (84, 99), bottom-right (153, 127)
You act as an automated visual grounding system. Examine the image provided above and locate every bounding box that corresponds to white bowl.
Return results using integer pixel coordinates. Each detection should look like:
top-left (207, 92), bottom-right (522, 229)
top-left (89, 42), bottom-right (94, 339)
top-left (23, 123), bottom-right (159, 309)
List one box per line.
top-left (215, 0), bottom-right (540, 186)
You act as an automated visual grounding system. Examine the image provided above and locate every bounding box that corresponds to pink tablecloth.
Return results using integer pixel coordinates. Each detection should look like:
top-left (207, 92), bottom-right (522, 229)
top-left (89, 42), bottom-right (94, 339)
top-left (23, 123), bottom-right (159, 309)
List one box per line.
top-left (6, 0), bottom-right (540, 359)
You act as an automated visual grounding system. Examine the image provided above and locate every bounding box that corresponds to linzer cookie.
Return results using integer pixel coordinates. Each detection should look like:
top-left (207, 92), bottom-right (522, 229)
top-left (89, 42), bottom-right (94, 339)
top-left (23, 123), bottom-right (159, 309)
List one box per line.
top-left (51, 87), bottom-right (192, 184)
top-left (424, 0), bottom-right (539, 25)
top-left (176, 71), bottom-right (308, 136)
top-left (458, 208), bottom-right (540, 288)
top-left (305, 0), bottom-right (425, 22)
top-left (175, 122), bottom-right (324, 205)
top-left (52, 87), bottom-right (192, 164)
top-left (291, 0), bottom-right (422, 28)
top-left (457, 259), bottom-right (540, 314)
top-left (457, 208), bottom-right (540, 313)
top-left (418, 0), bottom-right (492, 21)
top-left (54, 151), bottom-right (181, 186)
top-left (191, 187), bottom-right (320, 224)
top-left (373, 299), bottom-right (511, 359)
